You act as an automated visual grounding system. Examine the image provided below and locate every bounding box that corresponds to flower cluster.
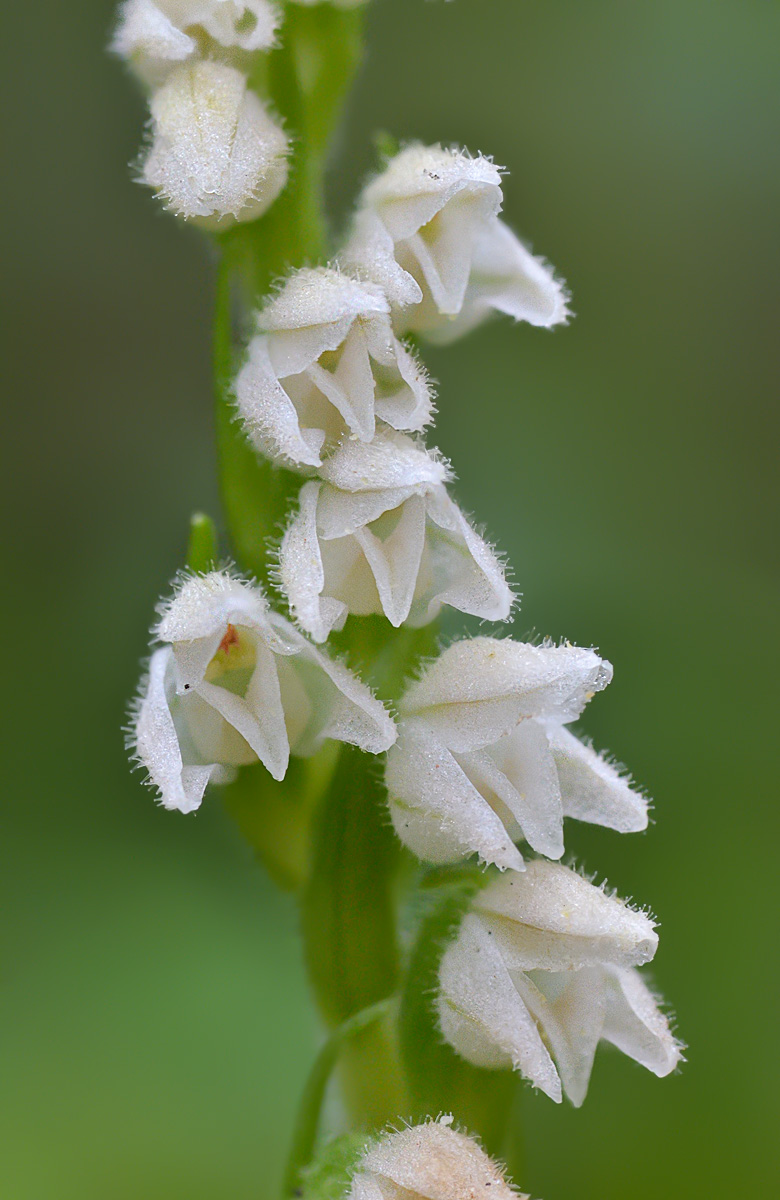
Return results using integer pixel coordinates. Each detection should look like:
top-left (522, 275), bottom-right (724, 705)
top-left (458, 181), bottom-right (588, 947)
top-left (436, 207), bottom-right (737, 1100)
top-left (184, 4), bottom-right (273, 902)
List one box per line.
top-left (234, 144), bottom-right (569, 637)
top-left (130, 130), bottom-right (680, 1113)
top-left (113, 0), bottom-right (288, 223)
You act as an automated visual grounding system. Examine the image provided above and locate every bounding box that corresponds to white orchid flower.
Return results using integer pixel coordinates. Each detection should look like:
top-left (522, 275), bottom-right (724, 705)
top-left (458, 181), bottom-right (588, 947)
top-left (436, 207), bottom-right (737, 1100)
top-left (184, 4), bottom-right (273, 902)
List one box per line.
top-left (278, 432), bottom-right (514, 642)
top-left (348, 1118), bottom-right (519, 1200)
top-left (130, 571), bottom-right (396, 813)
top-left (437, 861), bottom-right (680, 1105)
top-left (140, 61), bottom-right (288, 225)
top-left (234, 267), bottom-right (433, 470)
top-left (385, 637), bottom-right (648, 871)
top-left (341, 143), bottom-right (567, 342)
top-left (113, 0), bottom-right (280, 85)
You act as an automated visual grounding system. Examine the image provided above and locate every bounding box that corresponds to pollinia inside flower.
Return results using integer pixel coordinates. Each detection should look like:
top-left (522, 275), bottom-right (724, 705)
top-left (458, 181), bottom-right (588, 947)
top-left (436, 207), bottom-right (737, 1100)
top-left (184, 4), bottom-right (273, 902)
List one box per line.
top-left (115, 1), bottom-right (683, 1195)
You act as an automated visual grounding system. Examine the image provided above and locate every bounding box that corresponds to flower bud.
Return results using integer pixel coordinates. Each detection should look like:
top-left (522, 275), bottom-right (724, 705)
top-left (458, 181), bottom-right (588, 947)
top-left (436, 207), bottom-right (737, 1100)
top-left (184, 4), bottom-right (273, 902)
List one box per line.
top-left (141, 61), bottom-right (288, 226)
top-left (347, 1118), bottom-right (521, 1200)
top-left (130, 571), bottom-right (395, 812)
top-left (234, 267), bottom-right (433, 469)
top-left (385, 637), bottom-right (647, 870)
top-left (278, 432), bottom-right (514, 642)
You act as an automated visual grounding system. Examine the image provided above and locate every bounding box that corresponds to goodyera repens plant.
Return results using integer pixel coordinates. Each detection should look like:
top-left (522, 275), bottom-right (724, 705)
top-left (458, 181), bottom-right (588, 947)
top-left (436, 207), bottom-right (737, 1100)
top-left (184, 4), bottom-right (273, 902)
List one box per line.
top-left (116, 2), bottom-right (683, 1196)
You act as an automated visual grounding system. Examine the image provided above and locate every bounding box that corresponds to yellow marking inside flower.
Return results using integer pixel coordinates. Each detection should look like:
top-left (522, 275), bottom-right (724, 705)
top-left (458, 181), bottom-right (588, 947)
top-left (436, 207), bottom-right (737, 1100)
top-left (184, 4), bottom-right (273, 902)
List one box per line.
top-left (205, 624), bottom-right (257, 696)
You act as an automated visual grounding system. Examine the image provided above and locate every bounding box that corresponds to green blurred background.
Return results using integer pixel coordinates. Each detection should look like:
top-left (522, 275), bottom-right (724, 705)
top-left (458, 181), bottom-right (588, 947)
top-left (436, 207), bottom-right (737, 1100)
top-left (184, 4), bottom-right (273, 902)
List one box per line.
top-left (2, 1), bottom-right (778, 1196)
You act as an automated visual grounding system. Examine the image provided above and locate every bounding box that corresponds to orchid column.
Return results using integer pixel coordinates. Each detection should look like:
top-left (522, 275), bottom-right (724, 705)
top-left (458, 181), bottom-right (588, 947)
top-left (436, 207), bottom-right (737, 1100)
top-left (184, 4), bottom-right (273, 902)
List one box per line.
top-left (116, 3), bottom-right (683, 1198)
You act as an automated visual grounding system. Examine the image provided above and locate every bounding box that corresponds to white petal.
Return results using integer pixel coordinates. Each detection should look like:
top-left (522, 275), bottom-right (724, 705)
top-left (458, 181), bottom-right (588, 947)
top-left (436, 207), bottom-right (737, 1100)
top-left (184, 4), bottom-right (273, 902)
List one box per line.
top-left (280, 482), bottom-right (347, 643)
top-left (339, 208), bottom-right (424, 310)
top-left (420, 489), bottom-right (514, 624)
top-left (386, 721), bottom-right (525, 871)
top-left (353, 495), bottom-right (428, 626)
top-left (424, 217), bottom-right (569, 345)
top-left (261, 267), bottom-right (388, 375)
top-left (361, 144), bottom-right (502, 244)
top-left (269, 614), bottom-right (397, 755)
top-left (133, 647), bottom-right (217, 813)
top-left (113, 1), bottom-right (279, 82)
top-left (356, 1121), bottom-right (516, 1200)
top-left (142, 61), bottom-right (288, 225)
top-left (545, 722), bottom-right (649, 834)
top-left (194, 639), bottom-right (290, 780)
top-left (601, 966), bottom-right (683, 1078)
top-left (304, 324), bottom-right (378, 443)
top-left (518, 967), bottom-right (606, 1107)
top-left (371, 334), bottom-right (434, 433)
top-left (438, 915), bottom-right (562, 1101)
top-left (188, 1), bottom-right (280, 53)
top-left (459, 718), bottom-right (565, 859)
top-left (319, 430), bottom-right (449, 494)
top-left (400, 638), bottom-right (612, 744)
top-left (234, 335), bottom-right (327, 468)
top-left (112, 0), bottom-right (195, 77)
top-left (474, 860), bottom-right (659, 972)
top-left (155, 571), bottom-right (295, 656)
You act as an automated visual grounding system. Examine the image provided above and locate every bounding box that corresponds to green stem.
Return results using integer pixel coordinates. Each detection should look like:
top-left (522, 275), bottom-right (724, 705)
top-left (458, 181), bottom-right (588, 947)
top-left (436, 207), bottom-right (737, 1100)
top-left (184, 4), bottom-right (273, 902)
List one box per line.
top-left (282, 998), bottom-right (394, 1199)
top-left (301, 744), bottom-right (406, 1129)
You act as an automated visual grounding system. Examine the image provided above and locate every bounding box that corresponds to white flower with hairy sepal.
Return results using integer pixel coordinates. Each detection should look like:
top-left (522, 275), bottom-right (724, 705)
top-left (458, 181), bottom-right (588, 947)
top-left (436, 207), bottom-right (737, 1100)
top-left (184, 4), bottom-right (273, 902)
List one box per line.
top-left (385, 637), bottom-right (647, 871)
top-left (437, 861), bottom-right (679, 1105)
top-left (340, 143), bottom-right (567, 341)
top-left (347, 1118), bottom-right (521, 1200)
top-left (113, 0), bottom-right (280, 86)
top-left (234, 268), bottom-right (433, 470)
top-left (278, 432), bottom-right (514, 642)
top-left (141, 61), bottom-right (288, 226)
top-left (130, 571), bottom-right (396, 813)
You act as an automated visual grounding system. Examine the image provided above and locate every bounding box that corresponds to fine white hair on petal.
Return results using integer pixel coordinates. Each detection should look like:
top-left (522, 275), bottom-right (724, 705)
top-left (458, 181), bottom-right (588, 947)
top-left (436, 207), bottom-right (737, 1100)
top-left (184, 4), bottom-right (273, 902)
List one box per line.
top-left (233, 267), bottom-right (434, 469)
top-left (383, 636), bottom-right (648, 869)
top-left (348, 1117), bottom-right (523, 1200)
top-left (545, 721), bottom-right (650, 833)
top-left (400, 638), bottom-right (612, 736)
top-left (473, 859), bottom-right (659, 971)
top-left (131, 570), bottom-right (395, 811)
top-left (438, 867), bottom-right (678, 1105)
top-left (386, 720), bottom-right (527, 872)
top-left (278, 434), bottom-right (514, 640)
top-left (437, 914), bottom-right (563, 1101)
top-left (421, 217), bottom-right (571, 345)
top-left (113, 0), bottom-right (281, 85)
top-left (141, 61), bottom-right (289, 226)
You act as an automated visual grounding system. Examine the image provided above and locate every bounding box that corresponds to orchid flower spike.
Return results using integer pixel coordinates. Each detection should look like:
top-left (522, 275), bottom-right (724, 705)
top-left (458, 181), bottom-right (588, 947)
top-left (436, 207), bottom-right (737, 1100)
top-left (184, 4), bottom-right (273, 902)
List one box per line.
top-left (385, 637), bottom-right (648, 871)
top-left (437, 861), bottom-right (682, 1105)
top-left (234, 268), bottom-right (433, 470)
top-left (278, 432), bottom-right (515, 642)
top-left (347, 1118), bottom-right (521, 1200)
top-left (130, 570), bottom-right (396, 813)
top-left (341, 143), bottom-right (568, 343)
top-left (141, 60), bottom-right (288, 226)
top-left (113, 0), bottom-right (280, 86)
